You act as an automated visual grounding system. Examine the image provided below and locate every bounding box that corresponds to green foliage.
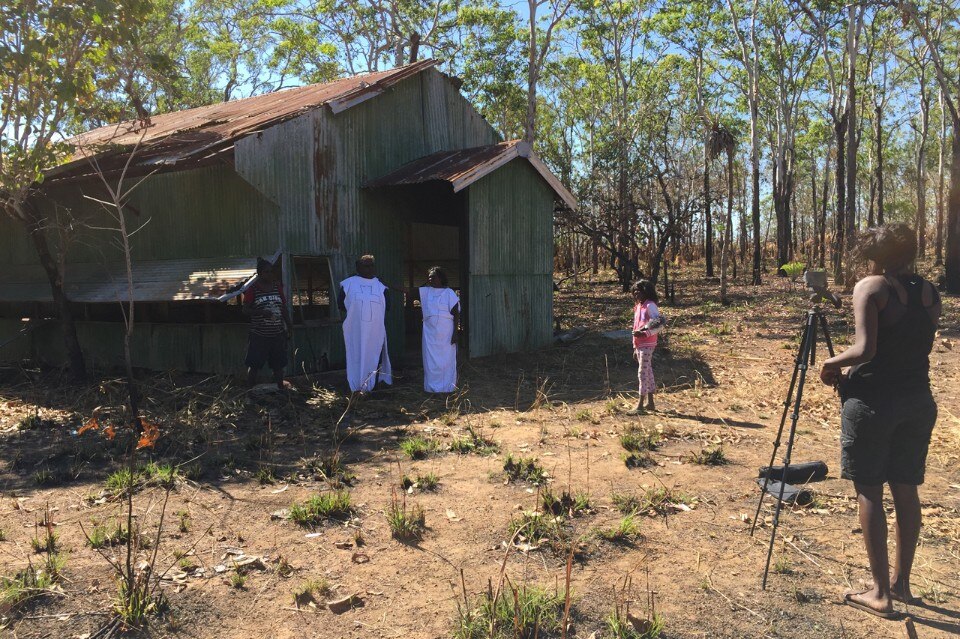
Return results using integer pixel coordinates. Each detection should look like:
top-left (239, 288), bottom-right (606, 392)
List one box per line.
top-left (450, 426), bottom-right (500, 455)
top-left (690, 446), bottom-right (728, 466)
top-left (87, 520), bottom-right (130, 549)
top-left (540, 487), bottom-right (590, 517)
top-left (605, 610), bottom-right (664, 639)
top-left (399, 435), bottom-right (440, 460)
top-left (454, 584), bottom-right (564, 639)
top-left (508, 512), bottom-right (566, 547)
top-left (779, 262), bottom-right (806, 280)
top-left (0, 562), bottom-right (57, 611)
top-left (503, 454), bottom-right (547, 485)
top-left (619, 426), bottom-right (661, 453)
top-left (596, 514), bottom-right (642, 543)
top-left (289, 491), bottom-right (353, 527)
top-left (386, 494), bottom-right (426, 542)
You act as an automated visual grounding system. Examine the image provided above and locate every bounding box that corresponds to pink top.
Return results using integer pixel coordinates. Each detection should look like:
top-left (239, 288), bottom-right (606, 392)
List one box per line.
top-left (632, 300), bottom-right (660, 348)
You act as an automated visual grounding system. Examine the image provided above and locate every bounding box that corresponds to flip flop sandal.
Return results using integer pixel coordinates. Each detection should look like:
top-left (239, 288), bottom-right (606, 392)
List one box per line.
top-left (862, 582), bottom-right (924, 606)
top-left (843, 591), bottom-right (903, 620)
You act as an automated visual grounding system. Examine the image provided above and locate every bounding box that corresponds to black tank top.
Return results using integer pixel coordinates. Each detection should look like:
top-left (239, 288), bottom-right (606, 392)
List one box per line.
top-left (847, 274), bottom-right (939, 394)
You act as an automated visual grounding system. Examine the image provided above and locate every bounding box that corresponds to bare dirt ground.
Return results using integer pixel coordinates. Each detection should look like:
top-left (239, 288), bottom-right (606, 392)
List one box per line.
top-left (1, 270), bottom-right (958, 639)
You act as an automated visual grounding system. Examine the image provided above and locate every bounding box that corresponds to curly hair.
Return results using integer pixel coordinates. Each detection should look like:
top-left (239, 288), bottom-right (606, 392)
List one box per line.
top-left (855, 223), bottom-right (917, 272)
top-left (427, 266), bottom-right (448, 287)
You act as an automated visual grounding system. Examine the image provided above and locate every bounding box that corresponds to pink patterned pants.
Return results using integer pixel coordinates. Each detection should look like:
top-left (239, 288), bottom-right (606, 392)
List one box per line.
top-left (635, 346), bottom-right (656, 395)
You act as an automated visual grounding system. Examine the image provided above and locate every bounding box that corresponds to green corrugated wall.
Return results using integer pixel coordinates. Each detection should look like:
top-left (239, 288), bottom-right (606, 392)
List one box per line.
top-left (467, 159), bottom-right (554, 357)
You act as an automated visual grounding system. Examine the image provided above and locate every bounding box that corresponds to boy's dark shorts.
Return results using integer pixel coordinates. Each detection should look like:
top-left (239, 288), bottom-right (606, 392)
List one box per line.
top-left (245, 334), bottom-right (288, 371)
top-left (840, 390), bottom-right (937, 486)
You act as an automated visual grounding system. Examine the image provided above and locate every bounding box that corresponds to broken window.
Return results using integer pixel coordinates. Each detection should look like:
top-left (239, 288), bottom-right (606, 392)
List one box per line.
top-left (290, 256), bottom-right (333, 323)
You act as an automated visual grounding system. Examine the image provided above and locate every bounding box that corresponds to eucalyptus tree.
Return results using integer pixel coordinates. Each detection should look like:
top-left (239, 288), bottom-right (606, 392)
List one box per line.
top-left (899, 0), bottom-right (960, 291)
top-left (0, 0), bottom-right (154, 379)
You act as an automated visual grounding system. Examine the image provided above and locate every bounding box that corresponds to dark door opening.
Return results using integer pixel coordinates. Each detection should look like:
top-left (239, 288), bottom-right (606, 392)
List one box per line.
top-left (404, 221), bottom-right (463, 354)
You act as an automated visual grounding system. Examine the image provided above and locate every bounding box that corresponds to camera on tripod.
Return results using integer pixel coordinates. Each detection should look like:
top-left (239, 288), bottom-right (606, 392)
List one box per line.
top-left (803, 269), bottom-right (842, 309)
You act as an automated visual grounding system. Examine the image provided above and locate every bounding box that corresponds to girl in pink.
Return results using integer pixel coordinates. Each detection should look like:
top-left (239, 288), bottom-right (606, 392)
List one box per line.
top-left (629, 280), bottom-right (660, 414)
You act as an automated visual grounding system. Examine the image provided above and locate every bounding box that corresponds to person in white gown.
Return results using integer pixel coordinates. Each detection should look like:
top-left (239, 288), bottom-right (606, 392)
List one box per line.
top-left (338, 255), bottom-right (392, 393)
top-left (415, 267), bottom-right (460, 393)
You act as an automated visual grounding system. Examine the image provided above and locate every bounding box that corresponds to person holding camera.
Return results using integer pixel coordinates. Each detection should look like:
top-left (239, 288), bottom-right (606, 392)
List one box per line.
top-left (819, 224), bottom-right (941, 619)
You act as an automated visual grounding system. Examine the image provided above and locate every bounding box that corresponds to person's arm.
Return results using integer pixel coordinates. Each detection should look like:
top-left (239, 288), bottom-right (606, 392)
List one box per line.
top-left (450, 297), bottom-right (461, 345)
top-left (242, 290), bottom-right (267, 318)
top-left (820, 277), bottom-right (882, 385)
top-left (337, 286), bottom-right (346, 314)
top-left (384, 290), bottom-right (391, 313)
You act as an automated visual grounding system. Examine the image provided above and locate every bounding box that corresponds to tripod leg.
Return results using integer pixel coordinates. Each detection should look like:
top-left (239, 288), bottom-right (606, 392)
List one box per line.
top-left (751, 311), bottom-right (813, 537)
top-left (762, 312), bottom-right (816, 590)
top-left (818, 312), bottom-right (836, 358)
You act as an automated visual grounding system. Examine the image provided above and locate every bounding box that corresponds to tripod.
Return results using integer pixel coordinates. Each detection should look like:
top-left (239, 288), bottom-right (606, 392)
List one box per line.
top-left (751, 304), bottom-right (835, 589)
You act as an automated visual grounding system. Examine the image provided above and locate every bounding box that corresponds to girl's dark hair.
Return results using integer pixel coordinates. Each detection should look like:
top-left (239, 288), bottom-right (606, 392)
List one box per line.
top-left (632, 279), bottom-right (658, 303)
top-left (256, 257), bottom-right (274, 275)
top-left (428, 266), bottom-right (448, 287)
top-left (855, 223), bottom-right (917, 272)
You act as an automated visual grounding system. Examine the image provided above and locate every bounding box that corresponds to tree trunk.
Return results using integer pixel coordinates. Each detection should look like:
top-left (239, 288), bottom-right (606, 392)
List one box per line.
top-left (751, 103), bottom-right (762, 285)
top-left (875, 103), bottom-right (885, 225)
top-left (705, 141), bottom-right (714, 277)
top-left (917, 88), bottom-right (930, 257)
top-left (843, 5), bottom-right (860, 288)
top-left (811, 162), bottom-right (819, 265)
top-left (24, 209), bottom-right (86, 380)
top-left (721, 150), bottom-right (734, 303)
top-left (946, 131), bottom-right (960, 292)
top-left (834, 112), bottom-right (848, 283)
top-left (820, 150), bottom-right (831, 268)
top-left (936, 90), bottom-right (947, 266)
top-left (524, 0), bottom-right (538, 145)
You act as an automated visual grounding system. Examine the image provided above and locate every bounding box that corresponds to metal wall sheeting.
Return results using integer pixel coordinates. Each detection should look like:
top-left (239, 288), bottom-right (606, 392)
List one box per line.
top-left (467, 161), bottom-right (554, 357)
top-left (0, 258), bottom-right (256, 303)
top-left (0, 319), bottom-right (345, 375)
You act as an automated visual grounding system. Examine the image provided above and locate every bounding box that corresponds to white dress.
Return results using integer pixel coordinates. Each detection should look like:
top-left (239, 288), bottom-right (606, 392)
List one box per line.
top-left (341, 276), bottom-right (393, 392)
top-left (420, 286), bottom-right (459, 393)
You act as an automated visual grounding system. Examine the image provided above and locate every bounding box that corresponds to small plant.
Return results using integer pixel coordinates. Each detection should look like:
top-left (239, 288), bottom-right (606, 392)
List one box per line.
top-left (18, 414), bottom-right (43, 430)
top-left (303, 451), bottom-right (355, 485)
top-left (0, 563), bottom-right (56, 611)
top-left (115, 571), bottom-right (164, 627)
top-left (176, 510), bottom-right (190, 533)
top-left (636, 487), bottom-right (693, 516)
top-left (289, 490), bottom-right (353, 527)
top-left (87, 520), bottom-right (130, 549)
top-left (612, 493), bottom-right (641, 514)
top-left (596, 515), bottom-right (642, 543)
top-left (619, 426), bottom-right (660, 453)
top-left (293, 578), bottom-right (331, 605)
top-left (0, 529), bottom-right (6, 542)
top-left (31, 518), bottom-right (57, 554)
top-left (449, 426), bottom-right (499, 455)
top-left (178, 557), bottom-right (197, 572)
top-left (503, 454), bottom-right (547, 485)
top-left (417, 472), bottom-right (440, 491)
top-left (689, 446), bottom-right (728, 466)
top-left (439, 409), bottom-right (460, 425)
top-left (540, 488), bottom-right (590, 517)
top-left (606, 577), bottom-right (664, 639)
top-left (399, 435), bottom-right (440, 460)
top-left (773, 556), bottom-right (794, 575)
top-left (624, 451), bottom-right (654, 468)
top-left (33, 468), bottom-right (55, 486)
top-left (574, 408), bottom-right (595, 423)
top-left (144, 462), bottom-right (180, 489)
top-left (454, 584), bottom-right (564, 639)
top-left (276, 556), bottom-right (294, 578)
top-left (708, 322), bottom-right (732, 336)
top-left (386, 492), bottom-right (426, 542)
top-left (230, 572), bottom-right (246, 589)
top-left (106, 467), bottom-right (145, 496)
top-left (508, 511), bottom-right (567, 549)
top-left (256, 465), bottom-right (276, 485)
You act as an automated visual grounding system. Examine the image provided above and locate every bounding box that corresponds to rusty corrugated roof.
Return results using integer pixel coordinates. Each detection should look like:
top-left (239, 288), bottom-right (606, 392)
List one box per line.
top-left (0, 257), bottom-right (258, 303)
top-left (49, 59), bottom-right (438, 183)
top-left (364, 140), bottom-right (578, 210)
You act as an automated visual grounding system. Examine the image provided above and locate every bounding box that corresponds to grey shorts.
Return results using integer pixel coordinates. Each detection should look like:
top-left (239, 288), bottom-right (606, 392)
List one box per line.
top-left (840, 391), bottom-right (937, 486)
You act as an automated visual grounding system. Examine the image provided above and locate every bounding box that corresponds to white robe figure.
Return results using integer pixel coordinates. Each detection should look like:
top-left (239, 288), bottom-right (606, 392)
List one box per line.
top-left (341, 276), bottom-right (392, 392)
top-left (420, 286), bottom-right (459, 393)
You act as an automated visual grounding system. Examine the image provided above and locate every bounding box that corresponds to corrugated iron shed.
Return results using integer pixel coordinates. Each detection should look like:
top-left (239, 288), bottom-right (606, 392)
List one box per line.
top-left (364, 140), bottom-right (577, 210)
top-left (0, 257), bottom-right (257, 303)
top-left (48, 59), bottom-right (439, 183)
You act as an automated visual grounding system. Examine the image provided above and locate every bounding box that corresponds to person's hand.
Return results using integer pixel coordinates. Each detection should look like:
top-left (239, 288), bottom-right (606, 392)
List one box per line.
top-left (631, 350), bottom-right (638, 362)
top-left (820, 361), bottom-right (841, 387)
top-left (632, 329), bottom-right (646, 337)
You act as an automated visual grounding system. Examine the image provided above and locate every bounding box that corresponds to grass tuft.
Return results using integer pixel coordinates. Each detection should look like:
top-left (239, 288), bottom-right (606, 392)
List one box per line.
top-left (450, 426), bottom-right (499, 455)
top-left (689, 446), bottom-right (728, 466)
top-left (289, 490), bottom-right (353, 527)
top-left (595, 514), bottom-right (642, 543)
top-left (540, 487), bottom-right (590, 517)
top-left (605, 609), bottom-right (664, 638)
top-left (619, 425), bottom-right (661, 452)
top-left (399, 435), bottom-right (440, 460)
top-left (454, 584), bottom-right (564, 639)
top-left (503, 454), bottom-right (547, 485)
top-left (508, 511), bottom-right (567, 549)
top-left (386, 493), bottom-right (426, 542)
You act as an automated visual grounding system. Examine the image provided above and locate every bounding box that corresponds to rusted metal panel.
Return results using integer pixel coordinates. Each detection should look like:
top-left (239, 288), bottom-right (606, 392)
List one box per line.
top-left (50, 60), bottom-right (439, 183)
top-left (0, 257), bottom-right (256, 303)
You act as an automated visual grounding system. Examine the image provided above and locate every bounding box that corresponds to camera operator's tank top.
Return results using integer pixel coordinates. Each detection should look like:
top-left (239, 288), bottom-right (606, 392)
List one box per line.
top-left (846, 274), bottom-right (939, 394)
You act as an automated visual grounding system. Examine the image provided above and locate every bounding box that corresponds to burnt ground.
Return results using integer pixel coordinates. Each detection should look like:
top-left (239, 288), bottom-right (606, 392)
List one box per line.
top-left (0, 270), bottom-right (958, 639)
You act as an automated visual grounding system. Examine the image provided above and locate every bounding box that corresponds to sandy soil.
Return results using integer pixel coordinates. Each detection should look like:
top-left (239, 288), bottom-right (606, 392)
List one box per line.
top-left (0, 273), bottom-right (958, 639)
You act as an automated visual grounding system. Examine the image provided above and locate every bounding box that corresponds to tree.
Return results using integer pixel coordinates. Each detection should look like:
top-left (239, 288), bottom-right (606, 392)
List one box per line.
top-left (709, 122), bottom-right (738, 303)
top-left (0, 0), bottom-right (152, 379)
top-left (524, 0), bottom-right (573, 145)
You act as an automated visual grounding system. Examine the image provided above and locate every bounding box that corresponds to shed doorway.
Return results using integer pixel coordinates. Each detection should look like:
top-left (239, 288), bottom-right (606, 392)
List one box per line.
top-left (403, 221), bottom-right (465, 356)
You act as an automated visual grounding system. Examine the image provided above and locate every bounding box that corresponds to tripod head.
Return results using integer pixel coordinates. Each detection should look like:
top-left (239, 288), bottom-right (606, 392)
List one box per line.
top-left (803, 269), bottom-right (841, 309)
